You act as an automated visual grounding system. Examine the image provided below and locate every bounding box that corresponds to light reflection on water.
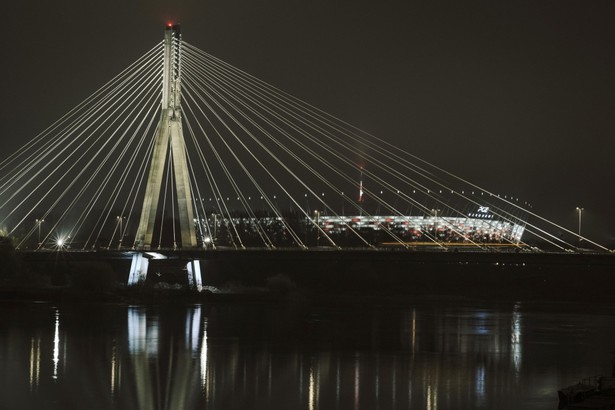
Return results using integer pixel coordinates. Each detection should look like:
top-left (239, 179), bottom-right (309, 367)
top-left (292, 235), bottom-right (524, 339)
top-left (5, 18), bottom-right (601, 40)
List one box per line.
top-left (2, 300), bottom-right (615, 409)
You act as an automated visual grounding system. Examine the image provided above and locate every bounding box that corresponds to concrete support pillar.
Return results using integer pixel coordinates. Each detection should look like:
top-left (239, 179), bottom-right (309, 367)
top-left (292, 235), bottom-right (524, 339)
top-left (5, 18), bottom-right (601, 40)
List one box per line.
top-left (186, 259), bottom-right (203, 291)
top-left (170, 119), bottom-right (197, 247)
top-left (128, 252), bottom-right (149, 286)
top-left (134, 118), bottom-right (170, 250)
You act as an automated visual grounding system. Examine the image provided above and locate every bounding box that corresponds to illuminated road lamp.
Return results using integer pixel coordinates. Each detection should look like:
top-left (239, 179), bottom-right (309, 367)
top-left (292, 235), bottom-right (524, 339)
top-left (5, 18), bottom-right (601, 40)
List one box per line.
top-left (576, 207), bottom-right (584, 245)
top-left (314, 210), bottom-right (320, 246)
top-left (35, 219), bottom-right (45, 247)
top-left (116, 216), bottom-right (126, 249)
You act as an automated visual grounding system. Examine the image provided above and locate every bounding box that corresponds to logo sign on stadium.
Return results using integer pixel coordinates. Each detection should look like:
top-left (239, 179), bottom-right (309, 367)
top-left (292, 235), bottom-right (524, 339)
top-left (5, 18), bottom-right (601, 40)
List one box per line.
top-left (468, 206), bottom-right (494, 219)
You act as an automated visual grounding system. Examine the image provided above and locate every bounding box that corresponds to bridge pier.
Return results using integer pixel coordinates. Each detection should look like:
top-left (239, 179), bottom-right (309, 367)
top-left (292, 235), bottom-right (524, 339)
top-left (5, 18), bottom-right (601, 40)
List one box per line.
top-left (186, 259), bottom-right (203, 291)
top-left (127, 251), bottom-right (203, 291)
top-left (128, 252), bottom-right (149, 286)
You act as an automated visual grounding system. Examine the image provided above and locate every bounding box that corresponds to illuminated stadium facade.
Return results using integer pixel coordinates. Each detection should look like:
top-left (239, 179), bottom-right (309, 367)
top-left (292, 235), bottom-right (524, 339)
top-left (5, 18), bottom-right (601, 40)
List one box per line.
top-left (195, 204), bottom-right (526, 248)
top-left (315, 208), bottom-right (525, 245)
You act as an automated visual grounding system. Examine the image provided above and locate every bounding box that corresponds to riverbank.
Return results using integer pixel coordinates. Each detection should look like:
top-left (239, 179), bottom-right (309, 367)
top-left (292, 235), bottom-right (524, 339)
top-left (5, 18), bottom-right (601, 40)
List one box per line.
top-left (2, 247), bottom-right (614, 306)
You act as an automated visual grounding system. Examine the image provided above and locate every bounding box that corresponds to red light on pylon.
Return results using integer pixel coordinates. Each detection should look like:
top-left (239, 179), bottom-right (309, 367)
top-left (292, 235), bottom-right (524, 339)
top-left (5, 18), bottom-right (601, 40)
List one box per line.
top-left (167, 22), bottom-right (173, 28)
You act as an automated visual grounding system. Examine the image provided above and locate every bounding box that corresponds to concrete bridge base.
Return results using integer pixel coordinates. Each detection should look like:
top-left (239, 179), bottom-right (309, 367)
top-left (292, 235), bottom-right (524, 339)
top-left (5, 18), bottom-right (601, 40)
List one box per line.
top-left (128, 252), bottom-right (202, 291)
top-left (128, 253), bottom-right (149, 286)
top-left (186, 259), bottom-right (203, 291)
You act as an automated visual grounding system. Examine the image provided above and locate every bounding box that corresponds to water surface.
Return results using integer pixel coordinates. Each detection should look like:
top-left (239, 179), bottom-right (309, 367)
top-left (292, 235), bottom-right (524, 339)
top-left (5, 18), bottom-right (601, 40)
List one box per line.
top-left (1, 298), bottom-right (614, 409)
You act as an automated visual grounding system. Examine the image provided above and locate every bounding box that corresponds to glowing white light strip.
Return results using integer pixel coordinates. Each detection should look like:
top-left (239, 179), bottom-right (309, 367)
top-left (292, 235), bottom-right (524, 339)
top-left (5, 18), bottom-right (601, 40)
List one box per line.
top-left (200, 319), bottom-right (208, 392)
top-left (52, 310), bottom-right (60, 380)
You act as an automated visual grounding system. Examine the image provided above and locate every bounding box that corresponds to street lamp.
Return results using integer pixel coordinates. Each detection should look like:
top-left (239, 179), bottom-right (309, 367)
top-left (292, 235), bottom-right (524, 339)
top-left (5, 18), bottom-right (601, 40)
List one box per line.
top-left (576, 207), bottom-right (584, 244)
top-left (212, 213), bottom-right (218, 239)
top-left (314, 210), bottom-right (320, 246)
top-left (35, 219), bottom-right (44, 248)
top-left (116, 216), bottom-right (126, 249)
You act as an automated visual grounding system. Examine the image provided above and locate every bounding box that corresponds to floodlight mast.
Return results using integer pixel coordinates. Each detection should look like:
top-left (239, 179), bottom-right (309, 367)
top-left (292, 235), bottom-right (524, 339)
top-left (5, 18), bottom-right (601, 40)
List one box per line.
top-left (134, 24), bottom-right (197, 250)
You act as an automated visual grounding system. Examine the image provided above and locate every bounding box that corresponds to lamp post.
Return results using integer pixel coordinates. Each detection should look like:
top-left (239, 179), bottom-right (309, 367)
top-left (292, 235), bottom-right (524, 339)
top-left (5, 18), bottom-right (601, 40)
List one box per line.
top-left (116, 216), bottom-right (126, 249)
top-left (35, 219), bottom-right (44, 248)
top-left (314, 210), bottom-right (320, 246)
top-left (576, 207), bottom-right (584, 244)
top-left (212, 213), bottom-right (218, 239)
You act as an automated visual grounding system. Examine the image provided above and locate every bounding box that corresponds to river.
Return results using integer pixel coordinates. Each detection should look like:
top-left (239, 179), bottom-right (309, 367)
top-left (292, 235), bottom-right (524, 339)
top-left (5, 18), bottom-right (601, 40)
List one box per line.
top-left (1, 297), bottom-right (614, 409)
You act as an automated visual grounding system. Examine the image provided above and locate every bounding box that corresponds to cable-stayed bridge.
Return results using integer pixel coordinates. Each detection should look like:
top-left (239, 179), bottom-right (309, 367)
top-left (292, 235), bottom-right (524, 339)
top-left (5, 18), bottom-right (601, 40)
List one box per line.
top-left (1, 25), bottom-right (611, 288)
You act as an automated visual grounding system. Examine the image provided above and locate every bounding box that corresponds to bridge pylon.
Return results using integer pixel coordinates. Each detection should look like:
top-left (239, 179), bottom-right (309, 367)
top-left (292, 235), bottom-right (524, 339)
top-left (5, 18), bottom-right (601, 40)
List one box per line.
top-left (134, 24), bottom-right (197, 250)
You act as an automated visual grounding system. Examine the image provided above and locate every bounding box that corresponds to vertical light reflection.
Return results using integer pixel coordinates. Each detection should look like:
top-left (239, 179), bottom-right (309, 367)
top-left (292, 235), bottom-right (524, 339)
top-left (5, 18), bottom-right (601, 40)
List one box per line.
top-left (111, 343), bottom-right (116, 395)
top-left (354, 356), bottom-right (360, 410)
top-left (110, 340), bottom-right (120, 398)
top-left (52, 309), bottom-right (60, 380)
top-left (200, 318), bottom-right (208, 395)
top-left (146, 317), bottom-right (158, 356)
top-left (127, 307), bottom-right (146, 354)
top-left (407, 362), bottom-right (412, 407)
top-left (29, 337), bottom-right (41, 391)
top-left (412, 308), bottom-right (416, 352)
top-left (243, 359), bottom-right (248, 394)
top-left (309, 363), bottom-right (315, 410)
top-left (187, 305), bottom-right (202, 355)
top-left (426, 378), bottom-right (439, 410)
top-left (127, 307), bottom-right (159, 356)
top-left (475, 366), bottom-right (485, 398)
top-left (427, 384), bottom-right (432, 410)
top-left (475, 311), bottom-right (488, 335)
top-left (392, 364), bottom-right (396, 407)
top-left (335, 356), bottom-right (341, 409)
top-left (511, 302), bottom-right (522, 375)
top-left (29, 338), bottom-right (35, 389)
top-left (62, 337), bottom-right (67, 375)
top-left (299, 358), bottom-right (304, 403)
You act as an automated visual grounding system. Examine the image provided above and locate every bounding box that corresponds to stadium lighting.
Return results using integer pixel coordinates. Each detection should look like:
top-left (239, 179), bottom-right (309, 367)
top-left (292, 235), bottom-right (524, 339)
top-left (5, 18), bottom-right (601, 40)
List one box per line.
top-left (431, 209), bottom-right (440, 231)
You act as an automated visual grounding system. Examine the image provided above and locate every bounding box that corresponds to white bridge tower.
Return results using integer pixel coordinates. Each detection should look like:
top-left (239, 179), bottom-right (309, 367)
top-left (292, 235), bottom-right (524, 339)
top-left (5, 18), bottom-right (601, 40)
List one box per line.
top-left (134, 23), bottom-right (197, 250)
top-left (128, 24), bottom-right (202, 289)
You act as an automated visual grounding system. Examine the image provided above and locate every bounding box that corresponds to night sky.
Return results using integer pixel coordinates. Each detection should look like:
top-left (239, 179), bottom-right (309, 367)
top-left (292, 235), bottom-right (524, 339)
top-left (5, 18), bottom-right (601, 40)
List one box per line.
top-left (2, 0), bottom-right (614, 245)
